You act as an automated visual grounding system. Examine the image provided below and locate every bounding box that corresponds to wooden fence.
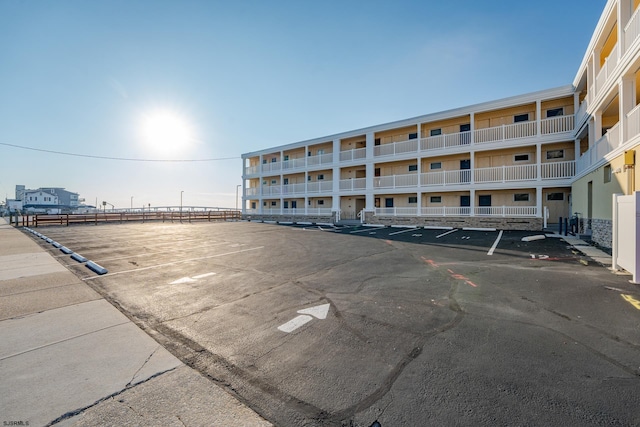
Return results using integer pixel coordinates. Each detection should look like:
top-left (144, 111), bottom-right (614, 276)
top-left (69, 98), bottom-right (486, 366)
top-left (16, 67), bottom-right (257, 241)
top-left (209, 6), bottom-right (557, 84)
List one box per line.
top-left (13, 210), bottom-right (241, 227)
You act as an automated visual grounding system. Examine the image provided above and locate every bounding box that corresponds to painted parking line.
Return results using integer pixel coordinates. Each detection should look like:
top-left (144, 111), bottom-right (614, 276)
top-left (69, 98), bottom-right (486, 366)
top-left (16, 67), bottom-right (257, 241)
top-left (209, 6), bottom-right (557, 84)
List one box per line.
top-left (487, 230), bottom-right (504, 256)
top-left (622, 294), bottom-right (640, 310)
top-left (83, 246), bottom-right (264, 280)
top-left (350, 228), bottom-right (373, 234)
top-left (388, 228), bottom-right (416, 236)
top-left (436, 229), bottom-right (458, 239)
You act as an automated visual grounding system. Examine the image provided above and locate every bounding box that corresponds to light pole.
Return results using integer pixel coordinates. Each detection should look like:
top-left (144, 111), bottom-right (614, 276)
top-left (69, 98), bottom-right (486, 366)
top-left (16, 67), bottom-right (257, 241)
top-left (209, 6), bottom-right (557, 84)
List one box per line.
top-left (180, 190), bottom-right (184, 223)
top-left (235, 184), bottom-right (241, 212)
top-left (130, 196), bottom-right (133, 211)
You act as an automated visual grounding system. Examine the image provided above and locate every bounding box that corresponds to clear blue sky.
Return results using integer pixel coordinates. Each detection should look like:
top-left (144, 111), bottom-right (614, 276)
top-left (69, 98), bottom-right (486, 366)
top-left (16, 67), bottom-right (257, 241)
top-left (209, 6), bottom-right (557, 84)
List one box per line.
top-left (0, 0), bottom-right (606, 209)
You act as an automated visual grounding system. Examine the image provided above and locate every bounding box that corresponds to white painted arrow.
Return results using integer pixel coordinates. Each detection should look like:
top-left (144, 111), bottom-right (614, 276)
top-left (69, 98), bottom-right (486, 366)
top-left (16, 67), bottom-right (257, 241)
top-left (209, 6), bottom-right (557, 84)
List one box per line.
top-left (277, 303), bottom-right (330, 333)
top-left (170, 272), bottom-right (216, 285)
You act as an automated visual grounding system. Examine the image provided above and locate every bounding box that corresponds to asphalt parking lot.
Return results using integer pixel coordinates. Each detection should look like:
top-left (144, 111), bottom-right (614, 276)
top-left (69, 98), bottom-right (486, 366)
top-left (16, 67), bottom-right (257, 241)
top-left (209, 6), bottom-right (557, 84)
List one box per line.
top-left (27, 221), bottom-right (640, 426)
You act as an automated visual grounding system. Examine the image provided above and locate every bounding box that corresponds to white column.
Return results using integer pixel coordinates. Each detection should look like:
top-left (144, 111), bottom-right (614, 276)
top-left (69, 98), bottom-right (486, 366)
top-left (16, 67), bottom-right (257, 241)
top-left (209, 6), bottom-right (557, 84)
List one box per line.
top-left (536, 100), bottom-right (542, 136)
top-left (536, 187), bottom-right (543, 219)
top-left (536, 143), bottom-right (542, 181)
top-left (469, 189), bottom-right (476, 217)
top-left (365, 132), bottom-right (375, 211)
top-left (332, 139), bottom-right (341, 215)
top-left (620, 76), bottom-right (635, 143)
top-left (470, 112), bottom-right (475, 145)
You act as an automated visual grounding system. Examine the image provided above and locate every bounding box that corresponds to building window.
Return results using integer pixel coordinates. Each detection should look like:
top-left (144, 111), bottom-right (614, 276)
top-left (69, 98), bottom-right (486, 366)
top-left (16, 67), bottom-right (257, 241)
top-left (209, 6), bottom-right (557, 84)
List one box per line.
top-left (317, 174), bottom-right (324, 180)
top-left (271, 158), bottom-right (277, 163)
top-left (271, 201), bottom-right (277, 206)
top-left (514, 154), bottom-right (529, 162)
top-left (318, 149), bottom-right (324, 155)
top-left (408, 164), bottom-right (418, 172)
top-left (408, 196), bottom-right (418, 204)
top-left (307, 175), bottom-right (311, 181)
top-left (430, 196), bottom-right (442, 203)
top-left (430, 162), bottom-right (442, 170)
top-left (514, 193), bottom-right (529, 202)
top-left (283, 155), bottom-right (289, 161)
top-left (262, 159), bottom-right (267, 164)
top-left (318, 200), bottom-right (324, 205)
top-left (385, 198), bottom-right (394, 208)
top-left (271, 180), bottom-right (277, 185)
top-left (604, 165), bottom-right (612, 183)
top-left (251, 202), bottom-right (256, 209)
top-left (430, 128), bottom-right (442, 136)
top-left (375, 168), bottom-right (381, 177)
top-left (283, 201), bottom-right (289, 209)
top-left (547, 193), bottom-right (564, 201)
top-left (374, 138), bottom-right (381, 146)
top-left (514, 113), bottom-right (529, 123)
top-left (546, 107), bottom-right (564, 117)
top-left (263, 202), bottom-right (267, 206)
top-left (478, 195), bottom-right (492, 206)
top-left (546, 149), bottom-right (564, 159)
top-left (408, 132), bottom-right (418, 140)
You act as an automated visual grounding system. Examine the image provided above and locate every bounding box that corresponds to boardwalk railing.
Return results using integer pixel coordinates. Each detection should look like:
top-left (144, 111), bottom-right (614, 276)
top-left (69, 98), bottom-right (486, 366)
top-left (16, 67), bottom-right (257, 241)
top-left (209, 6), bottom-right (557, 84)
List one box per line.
top-left (14, 210), bottom-right (241, 227)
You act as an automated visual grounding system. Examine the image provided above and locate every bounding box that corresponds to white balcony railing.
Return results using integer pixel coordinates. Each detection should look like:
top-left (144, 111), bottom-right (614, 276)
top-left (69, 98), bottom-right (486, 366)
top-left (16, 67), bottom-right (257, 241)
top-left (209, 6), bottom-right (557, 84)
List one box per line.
top-left (541, 115), bottom-right (574, 135)
top-left (306, 208), bottom-right (333, 216)
top-left (541, 161), bottom-right (575, 179)
top-left (627, 103), bottom-right (640, 140)
top-left (421, 170), bottom-right (471, 187)
top-left (281, 183), bottom-right (307, 195)
top-left (339, 178), bottom-right (367, 191)
top-left (595, 43), bottom-right (619, 93)
top-left (575, 99), bottom-right (589, 128)
top-left (420, 131), bottom-right (471, 151)
top-left (475, 121), bottom-right (536, 144)
top-left (474, 206), bottom-right (537, 217)
top-left (420, 207), bottom-right (471, 216)
top-left (307, 180), bottom-right (333, 193)
top-left (374, 139), bottom-right (419, 157)
top-left (246, 187), bottom-right (259, 196)
top-left (282, 158), bottom-right (307, 171)
top-left (576, 123), bottom-right (621, 174)
top-left (245, 165), bottom-right (260, 176)
top-left (475, 164), bottom-right (536, 183)
top-left (339, 148), bottom-right (366, 162)
top-left (307, 153), bottom-right (333, 167)
top-left (373, 174), bottom-right (419, 189)
top-left (625, 7), bottom-right (640, 55)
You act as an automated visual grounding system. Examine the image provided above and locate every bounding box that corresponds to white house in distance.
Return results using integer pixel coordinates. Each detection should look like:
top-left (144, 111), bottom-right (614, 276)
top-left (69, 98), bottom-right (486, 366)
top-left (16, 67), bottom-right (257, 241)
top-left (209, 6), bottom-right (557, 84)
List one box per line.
top-left (241, 0), bottom-right (640, 251)
top-left (7, 185), bottom-right (80, 214)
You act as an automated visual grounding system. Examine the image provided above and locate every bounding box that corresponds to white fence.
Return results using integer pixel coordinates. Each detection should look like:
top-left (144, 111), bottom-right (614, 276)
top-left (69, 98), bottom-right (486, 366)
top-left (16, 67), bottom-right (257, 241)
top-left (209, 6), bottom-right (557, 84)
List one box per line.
top-left (613, 192), bottom-right (640, 283)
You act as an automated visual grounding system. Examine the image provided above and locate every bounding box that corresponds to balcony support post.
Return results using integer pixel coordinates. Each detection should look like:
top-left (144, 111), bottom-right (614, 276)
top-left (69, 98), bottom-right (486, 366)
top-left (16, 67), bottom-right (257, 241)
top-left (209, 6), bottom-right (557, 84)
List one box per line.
top-left (536, 100), bottom-right (542, 136)
top-left (536, 143), bottom-right (542, 181)
top-left (536, 187), bottom-right (543, 219)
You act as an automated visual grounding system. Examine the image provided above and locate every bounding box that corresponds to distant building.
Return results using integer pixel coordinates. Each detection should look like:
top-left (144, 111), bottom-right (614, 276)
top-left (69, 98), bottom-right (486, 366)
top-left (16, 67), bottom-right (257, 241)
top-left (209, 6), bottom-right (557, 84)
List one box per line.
top-left (9, 185), bottom-right (81, 213)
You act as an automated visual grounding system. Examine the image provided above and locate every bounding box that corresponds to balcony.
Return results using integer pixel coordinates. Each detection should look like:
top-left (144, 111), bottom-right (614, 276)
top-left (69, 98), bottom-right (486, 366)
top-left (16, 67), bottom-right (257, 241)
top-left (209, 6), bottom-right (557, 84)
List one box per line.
top-left (307, 181), bottom-right (333, 193)
top-left (595, 43), bottom-right (619, 93)
top-left (374, 139), bottom-right (419, 157)
top-left (339, 178), bottom-right (366, 191)
top-left (340, 148), bottom-right (366, 162)
top-left (375, 206), bottom-right (537, 217)
top-left (307, 152), bottom-right (333, 167)
top-left (421, 170), bottom-right (471, 187)
top-left (576, 123), bottom-right (621, 174)
top-left (625, 7), bottom-right (640, 54)
top-left (259, 181), bottom-right (333, 197)
top-left (373, 174), bottom-right (418, 189)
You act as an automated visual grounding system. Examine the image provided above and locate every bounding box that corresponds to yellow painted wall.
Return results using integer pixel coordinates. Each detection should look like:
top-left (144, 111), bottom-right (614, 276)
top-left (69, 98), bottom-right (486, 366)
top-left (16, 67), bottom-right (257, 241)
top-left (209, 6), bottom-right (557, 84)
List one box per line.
top-left (309, 197), bottom-right (331, 208)
top-left (308, 142), bottom-right (333, 156)
top-left (421, 115), bottom-right (471, 137)
top-left (308, 170), bottom-right (332, 181)
top-left (476, 189), bottom-right (535, 206)
top-left (282, 173), bottom-right (305, 184)
top-left (541, 97), bottom-right (575, 115)
top-left (373, 194), bottom-right (417, 208)
top-left (375, 125), bottom-right (417, 144)
top-left (248, 157), bottom-right (260, 167)
top-left (542, 142), bottom-right (576, 162)
top-left (600, 23), bottom-right (618, 67)
top-left (375, 159), bottom-right (418, 176)
top-left (421, 154), bottom-right (470, 171)
top-left (340, 166), bottom-right (365, 179)
top-left (422, 191), bottom-right (468, 207)
top-left (475, 104), bottom-right (536, 129)
top-left (283, 147), bottom-right (306, 159)
top-left (635, 0), bottom-right (640, 12)
top-left (340, 135), bottom-right (366, 151)
top-left (476, 147), bottom-right (536, 168)
top-left (572, 145), bottom-right (640, 220)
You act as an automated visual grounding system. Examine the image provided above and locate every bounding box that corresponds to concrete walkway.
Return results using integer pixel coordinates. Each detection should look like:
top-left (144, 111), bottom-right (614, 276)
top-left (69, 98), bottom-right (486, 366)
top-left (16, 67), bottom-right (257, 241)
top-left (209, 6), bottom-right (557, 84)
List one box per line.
top-left (0, 218), bottom-right (271, 426)
top-left (545, 232), bottom-right (614, 267)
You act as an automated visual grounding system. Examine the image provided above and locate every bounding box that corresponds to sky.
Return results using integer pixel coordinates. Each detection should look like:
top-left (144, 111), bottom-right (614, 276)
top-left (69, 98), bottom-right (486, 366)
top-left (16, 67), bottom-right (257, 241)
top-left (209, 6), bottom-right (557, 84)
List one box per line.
top-left (0, 0), bottom-right (606, 209)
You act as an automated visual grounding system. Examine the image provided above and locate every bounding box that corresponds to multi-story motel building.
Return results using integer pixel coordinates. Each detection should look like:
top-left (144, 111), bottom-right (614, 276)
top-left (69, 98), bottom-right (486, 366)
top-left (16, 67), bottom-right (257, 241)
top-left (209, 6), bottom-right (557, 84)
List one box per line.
top-left (242, 0), bottom-right (640, 250)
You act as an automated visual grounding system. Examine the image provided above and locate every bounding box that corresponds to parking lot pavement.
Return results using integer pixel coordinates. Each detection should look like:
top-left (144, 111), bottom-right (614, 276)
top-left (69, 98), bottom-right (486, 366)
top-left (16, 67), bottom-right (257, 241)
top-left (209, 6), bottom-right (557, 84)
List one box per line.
top-left (0, 219), bottom-right (271, 427)
top-left (17, 221), bottom-right (640, 426)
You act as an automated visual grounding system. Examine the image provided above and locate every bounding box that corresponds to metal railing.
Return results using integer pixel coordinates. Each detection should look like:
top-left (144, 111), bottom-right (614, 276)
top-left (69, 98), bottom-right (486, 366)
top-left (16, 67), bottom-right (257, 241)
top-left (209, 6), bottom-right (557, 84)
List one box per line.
top-left (24, 210), bottom-right (241, 227)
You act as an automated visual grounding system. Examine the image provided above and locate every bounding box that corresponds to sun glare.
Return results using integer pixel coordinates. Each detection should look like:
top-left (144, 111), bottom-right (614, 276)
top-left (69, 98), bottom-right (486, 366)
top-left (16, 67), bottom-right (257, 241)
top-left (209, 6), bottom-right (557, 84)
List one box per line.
top-left (139, 109), bottom-right (194, 156)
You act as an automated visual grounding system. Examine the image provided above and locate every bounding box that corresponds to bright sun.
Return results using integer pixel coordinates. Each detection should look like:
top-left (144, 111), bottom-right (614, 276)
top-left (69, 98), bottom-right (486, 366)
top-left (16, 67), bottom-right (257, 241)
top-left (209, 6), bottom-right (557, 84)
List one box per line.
top-left (139, 109), bottom-right (193, 156)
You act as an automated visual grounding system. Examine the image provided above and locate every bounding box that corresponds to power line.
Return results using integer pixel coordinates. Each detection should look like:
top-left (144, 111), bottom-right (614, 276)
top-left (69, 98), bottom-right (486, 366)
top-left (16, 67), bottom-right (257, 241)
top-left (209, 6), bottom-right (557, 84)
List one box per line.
top-left (0, 142), bottom-right (240, 162)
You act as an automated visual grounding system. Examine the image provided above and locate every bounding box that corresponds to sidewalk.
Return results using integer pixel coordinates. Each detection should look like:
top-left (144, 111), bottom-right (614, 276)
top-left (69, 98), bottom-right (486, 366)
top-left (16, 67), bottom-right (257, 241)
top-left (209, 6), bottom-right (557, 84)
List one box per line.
top-left (0, 218), bottom-right (271, 426)
top-left (545, 231), bottom-right (614, 267)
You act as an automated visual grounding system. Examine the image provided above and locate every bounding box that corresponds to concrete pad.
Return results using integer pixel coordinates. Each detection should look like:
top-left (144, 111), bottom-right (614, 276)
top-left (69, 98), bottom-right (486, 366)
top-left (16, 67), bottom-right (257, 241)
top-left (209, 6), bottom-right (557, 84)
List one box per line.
top-left (0, 252), bottom-right (68, 280)
top-left (0, 228), bottom-right (45, 256)
top-left (64, 365), bottom-right (271, 427)
top-left (0, 299), bottom-right (128, 359)
top-left (0, 321), bottom-right (181, 426)
top-left (0, 270), bottom-right (80, 297)
top-left (521, 235), bottom-right (546, 242)
top-left (0, 282), bottom-right (101, 320)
